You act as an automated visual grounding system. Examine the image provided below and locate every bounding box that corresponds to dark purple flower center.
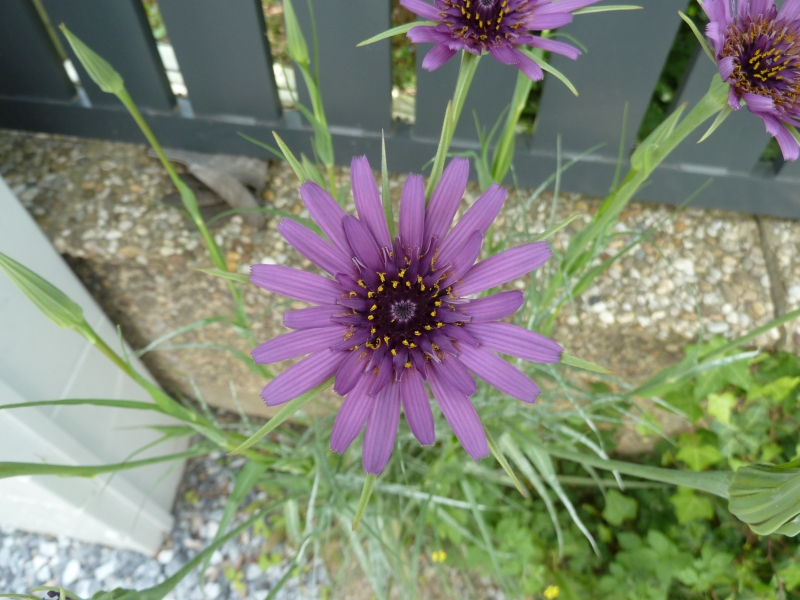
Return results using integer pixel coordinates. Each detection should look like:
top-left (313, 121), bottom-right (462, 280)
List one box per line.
top-left (722, 10), bottom-right (800, 112)
top-left (440, 0), bottom-right (522, 48)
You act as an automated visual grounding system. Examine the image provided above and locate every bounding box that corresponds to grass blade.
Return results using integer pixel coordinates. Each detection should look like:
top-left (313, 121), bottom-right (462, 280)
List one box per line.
top-left (353, 473), bottom-right (377, 530)
top-left (357, 21), bottom-right (435, 47)
top-left (561, 354), bottom-right (613, 374)
top-left (485, 426), bottom-right (528, 497)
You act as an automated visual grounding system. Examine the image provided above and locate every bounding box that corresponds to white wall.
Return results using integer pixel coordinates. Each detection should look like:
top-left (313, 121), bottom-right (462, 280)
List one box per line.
top-left (0, 176), bottom-right (187, 555)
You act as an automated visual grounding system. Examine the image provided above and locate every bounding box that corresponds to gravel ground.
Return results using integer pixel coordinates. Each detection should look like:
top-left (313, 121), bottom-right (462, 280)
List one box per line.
top-left (0, 451), bottom-right (326, 600)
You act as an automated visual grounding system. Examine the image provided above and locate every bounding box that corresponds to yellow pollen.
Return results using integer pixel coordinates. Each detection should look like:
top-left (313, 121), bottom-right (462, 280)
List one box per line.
top-left (406, 281), bottom-right (412, 288)
top-left (367, 291), bottom-right (375, 298)
top-left (378, 273), bottom-right (386, 282)
top-left (384, 335), bottom-right (390, 343)
top-left (371, 327), bottom-right (377, 334)
top-left (378, 285), bottom-right (384, 292)
top-left (434, 300), bottom-right (442, 307)
top-left (424, 325), bottom-right (432, 331)
top-left (368, 315), bottom-right (374, 320)
top-left (409, 342), bottom-right (417, 348)
top-left (437, 322), bottom-right (445, 328)
top-left (399, 269), bottom-right (406, 278)
top-left (432, 343), bottom-right (439, 351)
top-left (358, 280), bottom-right (366, 288)
top-left (404, 362), bottom-right (412, 368)
top-left (370, 304), bottom-right (377, 312)
top-left (430, 311), bottom-right (437, 317)
top-left (344, 332), bottom-right (354, 340)
top-left (414, 330), bottom-right (422, 336)
top-left (391, 349), bottom-right (397, 356)
top-left (392, 281), bottom-right (399, 289)
top-left (348, 291), bottom-right (357, 297)
top-left (350, 346), bottom-right (359, 351)
top-left (420, 283), bottom-right (426, 291)
top-left (402, 339), bottom-right (410, 346)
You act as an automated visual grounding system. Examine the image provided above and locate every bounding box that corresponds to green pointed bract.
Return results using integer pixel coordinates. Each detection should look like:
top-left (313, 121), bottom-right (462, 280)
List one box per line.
top-left (0, 252), bottom-right (87, 332)
top-left (282, 0), bottom-right (309, 67)
top-left (59, 24), bottom-right (124, 95)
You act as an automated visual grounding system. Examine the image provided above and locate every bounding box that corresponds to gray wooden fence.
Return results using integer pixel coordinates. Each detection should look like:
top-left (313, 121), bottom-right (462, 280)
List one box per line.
top-left (1, 0), bottom-right (799, 218)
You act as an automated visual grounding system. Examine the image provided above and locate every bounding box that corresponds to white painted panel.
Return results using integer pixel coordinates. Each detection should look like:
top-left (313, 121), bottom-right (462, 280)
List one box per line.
top-left (0, 176), bottom-right (188, 555)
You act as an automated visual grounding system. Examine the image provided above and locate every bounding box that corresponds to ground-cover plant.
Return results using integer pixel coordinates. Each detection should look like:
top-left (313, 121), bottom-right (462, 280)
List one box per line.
top-left (3, 2), bottom-right (800, 599)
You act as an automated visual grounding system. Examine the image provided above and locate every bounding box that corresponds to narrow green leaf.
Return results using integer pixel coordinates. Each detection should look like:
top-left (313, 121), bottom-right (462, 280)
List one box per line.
top-left (679, 10), bottom-right (715, 63)
top-left (237, 132), bottom-right (283, 160)
top-left (573, 5), bottom-right (642, 14)
top-left (561, 353), bottom-right (612, 374)
top-left (301, 153), bottom-right (328, 189)
top-left (0, 398), bottom-right (159, 412)
top-left (228, 379), bottom-right (333, 455)
top-left (785, 123), bottom-right (800, 145)
top-left (0, 447), bottom-right (208, 480)
top-left (195, 268), bottom-right (249, 284)
top-left (521, 48), bottom-right (578, 96)
top-left (352, 473), bottom-right (376, 530)
top-left (282, 0), bottom-right (309, 66)
top-left (533, 213), bottom-right (583, 242)
top-left (135, 316), bottom-right (228, 357)
top-left (357, 21), bottom-right (435, 47)
top-left (381, 130), bottom-right (397, 239)
top-left (59, 24), bottom-right (124, 94)
top-left (0, 252), bottom-right (87, 331)
top-left (485, 426), bottom-right (528, 497)
top-left (698, 105), bottom-right (733, 143)
top-left (272, 132), bottom-right (308, 183)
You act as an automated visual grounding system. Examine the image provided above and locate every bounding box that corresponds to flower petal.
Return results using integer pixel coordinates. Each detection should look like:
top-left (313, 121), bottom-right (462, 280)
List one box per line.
top-left (428, 365), bottom-right (488, 460)
top-left (439, 230), bottom-right (483, 288)
top-left (400, 369), bottom-right (435, 445)
top-left (742, 92), bottom-right (774, 114)
top-left (526, 36), bottom-right (581, 60)
top-left (762, 115), bottom-right (800, 161)
top-left (718, 56), bottom-right (735, 82)
top-left (439, 184), bottom-right (506, 266)
top-left (283, 304), bottom-right (346, 329)
top-left (534, 0), bottom-right (600, 14)
top-left (278, 218), bottom-right (353, 275)
top-left (400, 0), bottom-right (441, 20)
top-left (362, 381), bottom-right (401, 474)
top-left (422, 43), bottom-right (458, 72)
top-left (334, 348), bottom-right (371, 396)
top-left (525, 13), bottom-right (573, 30)
top-left (299, 182), bottom-right (352, 256)
top-left (463, 290), bottom-right (524, 322)
top-left (250, 264), bottom-right (344, 304)
top-left (260, 349), bottom-right (345, 406)
top-left (330, 374), bottom-right (376, 453)
top-left (351, 156), bottom-right (392, 248)
top-left (489, 45), bottom-right (544, 81)
top-left (467, 322), bottom-right (563, 363)
top-left (424, 157), bottom-right (470, 243)
top-left (252, 326), bottom-right (347, 364)
top-left (343, 215), bottom-right (383, 272)
top-left (407, 25), bottom-right (451, 44)
top-left (457, 242), bottom-right (551, 296)
top-left (399, 174), bottom-right (426, 250)
top-left (458, 344), bottom-right (541, 403)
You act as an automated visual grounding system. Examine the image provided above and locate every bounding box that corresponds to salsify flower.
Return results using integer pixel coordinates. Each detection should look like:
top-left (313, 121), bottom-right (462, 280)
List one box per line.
top-left (401, 0), bottom-right (601, 80)
top-left (702, 0), bottom-right (800, 160)
top-left (250, 156), bottom-right (561, 474)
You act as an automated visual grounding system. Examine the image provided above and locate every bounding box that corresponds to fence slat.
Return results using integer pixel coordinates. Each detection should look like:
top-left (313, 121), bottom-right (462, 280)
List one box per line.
top-left (667, 53), bottom-right (769, 170)
top-left (0, 0), bottom-right (75, 101)
top-left (294, 0), bottom-right (392, 132)
top-left (531, 2), bottom-right (686, 162)
top-left (156, 0), bottom-right (281, 121)
top-left (414, 49), bottom-right (518, 143)
top-left (40, 0), bottom-right (174, 111)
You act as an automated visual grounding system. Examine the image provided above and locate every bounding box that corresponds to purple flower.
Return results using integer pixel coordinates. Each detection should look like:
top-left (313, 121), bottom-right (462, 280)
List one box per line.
top-left (703, 0), bottom-right (800, 160)
top-left (250, 156), bottom-right (561, 474)
top-left (401, 0), bottom-right (601, 80)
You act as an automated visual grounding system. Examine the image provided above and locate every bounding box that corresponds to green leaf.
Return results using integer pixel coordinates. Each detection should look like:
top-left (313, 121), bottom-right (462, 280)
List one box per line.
top-left (561, 353), bottom-right (612, 374)
top-left (573, 5), bottom-right (642, 14)
top-left (669, 487), bottom-right (714, 524)
top-left (728, 460), bottom-right (800, 536)
top-left (195, 268), bottom-right (249, 284)
top-left (272, 132), bottom-right (308, 183)
top-left (0, 398), bottom-right (159, 413)
top-left (0, 252), bottom-right (87, 331)
top-left (676, 443), bottom-right (723, 472)
top-left (282, 0), bottom-right (309, 66)
top-left (0, 446), bottom-right (208, 480)
top-left (779, 562), bottom-right (800, 591)
top-left (532, 213), bottom-right (583, 242)
top-left (602, 489), bottom-right (638, 526)
top-left (237, 132), bottom-right (283, 160)
top-left (697, 105), bottom-right (733, 143)
top-left (59, 25), bottom-right (124, 94)
top-left (678, 10), bottom-right (716, 63)
top-left (520, 48), bottom-right (578, 96)
top-left (352, 473), bottom-right (376, 530)
top-left (228, 379), bottom-right (333, 454)
top-left (357, 21), bottom-right (436, 47)
top-left (381, 131), bottom-right (397, 239)
top-left (486, 427), bottom-right (528, 497)
top-left (747, 376), bottom-right (800, 403)
top-left (707, 392), bottom-right (737, 425)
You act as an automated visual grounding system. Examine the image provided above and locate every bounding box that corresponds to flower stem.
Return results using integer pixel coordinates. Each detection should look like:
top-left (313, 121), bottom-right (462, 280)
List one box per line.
top-left (426, 51), bottom-right (481, 200)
